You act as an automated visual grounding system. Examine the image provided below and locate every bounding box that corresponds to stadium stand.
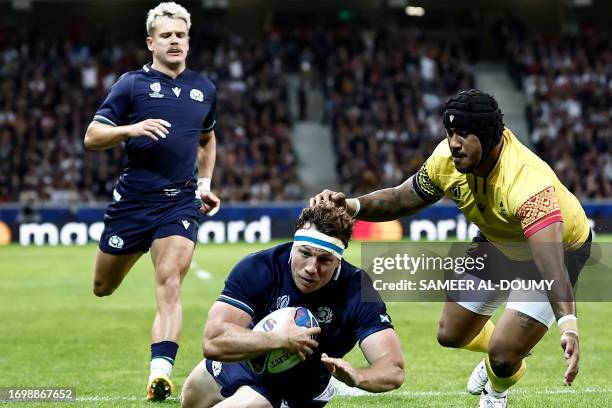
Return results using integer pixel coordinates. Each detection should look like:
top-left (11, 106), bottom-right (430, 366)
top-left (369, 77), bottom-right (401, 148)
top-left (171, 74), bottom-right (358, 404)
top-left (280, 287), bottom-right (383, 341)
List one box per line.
top-left (505, 28), bottom-right (612, 199)
top-left (198, 34), bottom-right (301, 202)
top-left (0, 22), bottom-right (608, 204)
top-left (0, 29), bottom-right (302, 204)
top-left (319, 26), bottom-right (475, 195)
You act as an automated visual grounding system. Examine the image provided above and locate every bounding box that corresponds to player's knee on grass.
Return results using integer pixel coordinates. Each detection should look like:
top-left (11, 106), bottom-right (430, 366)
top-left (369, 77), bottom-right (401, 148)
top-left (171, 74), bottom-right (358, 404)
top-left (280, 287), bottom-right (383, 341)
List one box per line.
top-left (181, 361), bottom-right (222, 408)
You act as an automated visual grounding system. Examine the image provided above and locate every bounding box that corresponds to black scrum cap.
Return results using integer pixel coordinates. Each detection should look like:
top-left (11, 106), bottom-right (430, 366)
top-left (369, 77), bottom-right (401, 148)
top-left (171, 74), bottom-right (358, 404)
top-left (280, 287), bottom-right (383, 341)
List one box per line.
top-left (443, 89), bottom-right (505, 160)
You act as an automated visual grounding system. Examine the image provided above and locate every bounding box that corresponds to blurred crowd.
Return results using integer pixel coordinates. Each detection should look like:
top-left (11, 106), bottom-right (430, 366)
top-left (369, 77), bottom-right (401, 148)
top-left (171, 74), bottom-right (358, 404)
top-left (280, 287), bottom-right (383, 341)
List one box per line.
top-left (196, 32), bottom-right (301, 202)
top-left (0, 28), bottom-right (301, 205)
top-left (317, 27), bottom-right (475, 195)
top-left (506, 28), bottom-right (612, 199)
top-left (0, 21), bottom-right (609, 206)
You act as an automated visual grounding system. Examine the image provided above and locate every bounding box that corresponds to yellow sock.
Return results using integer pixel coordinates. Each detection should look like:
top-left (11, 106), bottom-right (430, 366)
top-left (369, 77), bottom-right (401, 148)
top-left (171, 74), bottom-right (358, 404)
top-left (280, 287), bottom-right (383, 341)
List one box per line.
top-left (463, 320), bottom-right (495, 353)
top-left (485, 356), bottom-right (527, 392)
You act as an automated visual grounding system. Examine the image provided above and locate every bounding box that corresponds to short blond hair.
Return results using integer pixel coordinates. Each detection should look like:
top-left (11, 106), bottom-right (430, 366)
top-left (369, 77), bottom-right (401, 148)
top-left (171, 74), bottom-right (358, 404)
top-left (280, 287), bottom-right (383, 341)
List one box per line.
top-left (146, 2), bottom-right (191, 35)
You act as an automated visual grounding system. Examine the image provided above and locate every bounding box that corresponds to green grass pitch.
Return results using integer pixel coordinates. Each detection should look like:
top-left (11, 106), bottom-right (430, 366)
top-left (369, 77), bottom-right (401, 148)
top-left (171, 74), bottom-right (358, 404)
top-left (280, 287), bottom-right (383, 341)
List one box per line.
top-left (1, 236), bottom-right (611, 407)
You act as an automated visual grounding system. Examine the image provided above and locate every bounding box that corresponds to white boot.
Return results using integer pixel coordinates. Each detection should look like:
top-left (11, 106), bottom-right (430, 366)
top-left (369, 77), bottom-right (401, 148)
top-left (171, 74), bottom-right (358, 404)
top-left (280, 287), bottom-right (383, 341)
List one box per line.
top-left (478, 382), bottom-right (508, 408)
top-left (467, 358), bottom-right (489, 395)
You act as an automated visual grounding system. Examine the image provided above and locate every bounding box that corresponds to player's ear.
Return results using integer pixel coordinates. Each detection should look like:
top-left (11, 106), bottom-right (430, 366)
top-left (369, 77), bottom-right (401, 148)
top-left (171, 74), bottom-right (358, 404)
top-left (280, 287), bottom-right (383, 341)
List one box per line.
top-left (146, 36), bottom-right (154, 51)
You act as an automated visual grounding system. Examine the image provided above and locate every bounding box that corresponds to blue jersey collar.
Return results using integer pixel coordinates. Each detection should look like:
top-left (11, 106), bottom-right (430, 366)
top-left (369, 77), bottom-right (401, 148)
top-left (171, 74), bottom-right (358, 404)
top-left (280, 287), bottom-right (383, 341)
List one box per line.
top-left (143, 63), bottom-right (189, 81)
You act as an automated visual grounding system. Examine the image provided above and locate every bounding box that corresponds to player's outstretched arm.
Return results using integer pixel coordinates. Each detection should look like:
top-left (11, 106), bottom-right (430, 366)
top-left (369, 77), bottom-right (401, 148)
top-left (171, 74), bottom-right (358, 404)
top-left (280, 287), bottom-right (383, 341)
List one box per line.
top-left (84, 119), bottom-right (170, 150)
top-left (528, 222), bottom-right (576, 320)
top-left (321, 328), bottom-right (404, 392)
top-left (528, 221), bottom-right (580, 385)
top-left (311, 175), bottom-right (433, 221)
top-left (203, 303), bottom-right (320, 362)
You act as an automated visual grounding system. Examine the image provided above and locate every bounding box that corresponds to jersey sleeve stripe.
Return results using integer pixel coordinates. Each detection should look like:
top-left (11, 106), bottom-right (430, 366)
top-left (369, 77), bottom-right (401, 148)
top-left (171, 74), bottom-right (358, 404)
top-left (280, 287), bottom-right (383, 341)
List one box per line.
top-left (93, 115), bottom-right (118, 127)
top-left (202, 120), bottom-right (216, 132)
top-left (218, 294), bottom-right (254, 316)
top-left (516, 185), bottom-right (563, 237)
top-left (523, 210), bottom-right (563, 238)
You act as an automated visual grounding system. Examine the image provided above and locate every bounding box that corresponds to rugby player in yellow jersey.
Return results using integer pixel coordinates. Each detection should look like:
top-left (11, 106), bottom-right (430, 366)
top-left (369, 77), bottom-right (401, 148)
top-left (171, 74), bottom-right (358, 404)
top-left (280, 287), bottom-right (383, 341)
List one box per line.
top-left (311, 89), bottom-right (592, 407)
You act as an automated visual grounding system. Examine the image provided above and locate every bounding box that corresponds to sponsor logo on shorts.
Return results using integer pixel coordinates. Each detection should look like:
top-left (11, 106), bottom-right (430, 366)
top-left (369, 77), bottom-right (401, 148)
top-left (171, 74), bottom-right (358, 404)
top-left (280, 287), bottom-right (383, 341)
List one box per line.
top-left (212, 361), bottom-right (222, 377)
top-left (380, 314), bottom-right (391, 323)
top-left (181, 220), bottom-right (191, 230)
top-left (108, 235), bottom-right (124, 249)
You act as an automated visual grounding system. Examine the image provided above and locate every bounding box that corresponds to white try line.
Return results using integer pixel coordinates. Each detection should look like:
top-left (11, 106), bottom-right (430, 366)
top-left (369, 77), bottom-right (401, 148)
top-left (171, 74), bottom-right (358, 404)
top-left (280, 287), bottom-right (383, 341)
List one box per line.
top-left (348, 388), bottom-right (612, 397)
top-left (74, 386), bottom-right (612, 402)
top-left (332, 377), bottom-right (612, 397)
top-left (76, 396), bottom-right (179, 401)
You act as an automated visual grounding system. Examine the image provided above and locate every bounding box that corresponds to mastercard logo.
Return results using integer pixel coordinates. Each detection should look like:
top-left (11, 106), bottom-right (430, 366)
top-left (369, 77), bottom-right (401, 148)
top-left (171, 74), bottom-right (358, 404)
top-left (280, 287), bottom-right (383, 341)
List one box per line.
top-left (353, 220), bottom-right (403, 241)
top-left (0, 221), bottom-right (11, 245)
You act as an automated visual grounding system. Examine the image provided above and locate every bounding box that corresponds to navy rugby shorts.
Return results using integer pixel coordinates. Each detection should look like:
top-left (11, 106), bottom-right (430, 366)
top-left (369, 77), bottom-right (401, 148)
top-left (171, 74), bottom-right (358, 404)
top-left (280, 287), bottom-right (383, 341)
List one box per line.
top-left (99, 191), bottom-right (200, 255)
top-left (204, 359), bottom-right (332, 408)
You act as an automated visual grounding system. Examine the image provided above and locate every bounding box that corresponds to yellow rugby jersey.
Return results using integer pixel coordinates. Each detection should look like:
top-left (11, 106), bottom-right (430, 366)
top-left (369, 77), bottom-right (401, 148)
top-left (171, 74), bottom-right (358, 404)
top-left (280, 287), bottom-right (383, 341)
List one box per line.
top-left (412, 128), bottom-right (590, 260)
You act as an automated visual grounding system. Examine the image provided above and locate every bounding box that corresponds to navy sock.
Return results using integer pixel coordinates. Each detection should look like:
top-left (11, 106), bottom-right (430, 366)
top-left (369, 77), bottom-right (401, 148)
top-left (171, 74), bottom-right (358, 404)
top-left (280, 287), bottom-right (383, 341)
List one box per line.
top-left (151, 341), bottom-right (179, 364)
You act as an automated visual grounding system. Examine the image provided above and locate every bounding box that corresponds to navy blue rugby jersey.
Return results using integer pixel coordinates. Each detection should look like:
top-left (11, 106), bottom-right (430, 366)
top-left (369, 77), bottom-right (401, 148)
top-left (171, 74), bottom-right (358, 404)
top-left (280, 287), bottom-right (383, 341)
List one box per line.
top-left (218, 242), bottom-right (393, 397)
top-left (93, 64), bottom-right (216, 200)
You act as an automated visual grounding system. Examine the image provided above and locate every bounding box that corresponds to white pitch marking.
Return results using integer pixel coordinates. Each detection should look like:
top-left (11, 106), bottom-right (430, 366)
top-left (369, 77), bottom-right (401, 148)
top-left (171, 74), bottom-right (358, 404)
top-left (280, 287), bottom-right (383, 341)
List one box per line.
top-left (76, 396), bottom-right (179, 401)
top-left (196, 269), bottom-right (212, 280)
top-left (74, 387), bottom-right (612, 402)
top-left (191, 259), bottom-right (212, 280)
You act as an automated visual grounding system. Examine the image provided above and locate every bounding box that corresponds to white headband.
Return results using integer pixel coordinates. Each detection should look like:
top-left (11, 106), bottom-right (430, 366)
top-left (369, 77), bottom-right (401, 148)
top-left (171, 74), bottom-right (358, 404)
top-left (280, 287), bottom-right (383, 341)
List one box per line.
top-left (293, 229), bottom-right (345, 260)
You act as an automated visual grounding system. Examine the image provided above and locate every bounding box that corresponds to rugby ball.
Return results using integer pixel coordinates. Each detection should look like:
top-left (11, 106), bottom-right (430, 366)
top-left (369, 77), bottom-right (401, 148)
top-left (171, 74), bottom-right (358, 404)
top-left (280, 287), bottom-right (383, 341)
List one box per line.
top-left (247, 307), bottom-right (319, 374)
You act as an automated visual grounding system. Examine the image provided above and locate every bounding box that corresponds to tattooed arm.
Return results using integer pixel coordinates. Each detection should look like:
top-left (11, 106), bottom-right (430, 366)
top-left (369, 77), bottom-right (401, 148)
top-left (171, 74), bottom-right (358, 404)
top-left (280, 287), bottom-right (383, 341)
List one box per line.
top-left (310, 175), bottom-right (437, 221)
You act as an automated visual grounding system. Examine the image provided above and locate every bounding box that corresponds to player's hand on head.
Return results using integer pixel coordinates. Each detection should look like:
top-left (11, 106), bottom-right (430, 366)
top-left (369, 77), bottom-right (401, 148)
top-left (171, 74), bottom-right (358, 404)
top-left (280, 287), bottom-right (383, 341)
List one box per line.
top-left (199, 191), bottom-right (221, 216)
top-left (561, 332), bottom-right (579, 385)
top-left (310, 189), bottom-right (346, 208)
top-left (127, 119), bottom-right (171, 141)
top-left (321, 353), bottom-right (360, 387)
top-left (278, 308), bottom-right (321, 361)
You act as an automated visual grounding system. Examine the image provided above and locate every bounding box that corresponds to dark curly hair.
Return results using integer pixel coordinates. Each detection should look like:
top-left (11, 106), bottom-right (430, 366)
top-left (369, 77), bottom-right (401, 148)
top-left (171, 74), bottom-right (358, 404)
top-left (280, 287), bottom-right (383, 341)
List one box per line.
top-left (443, 89), bottom-right (505, 161)
top-left (295, 204), bottom-right (355, 248)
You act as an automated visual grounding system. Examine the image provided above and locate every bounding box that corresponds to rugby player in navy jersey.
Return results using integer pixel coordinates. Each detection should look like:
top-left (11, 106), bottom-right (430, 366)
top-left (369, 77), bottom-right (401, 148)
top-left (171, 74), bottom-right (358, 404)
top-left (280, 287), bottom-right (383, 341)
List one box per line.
top-left (83, 2), bottom-right (220, 401)
top-left (180, 204), bottom-right (405, 408)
